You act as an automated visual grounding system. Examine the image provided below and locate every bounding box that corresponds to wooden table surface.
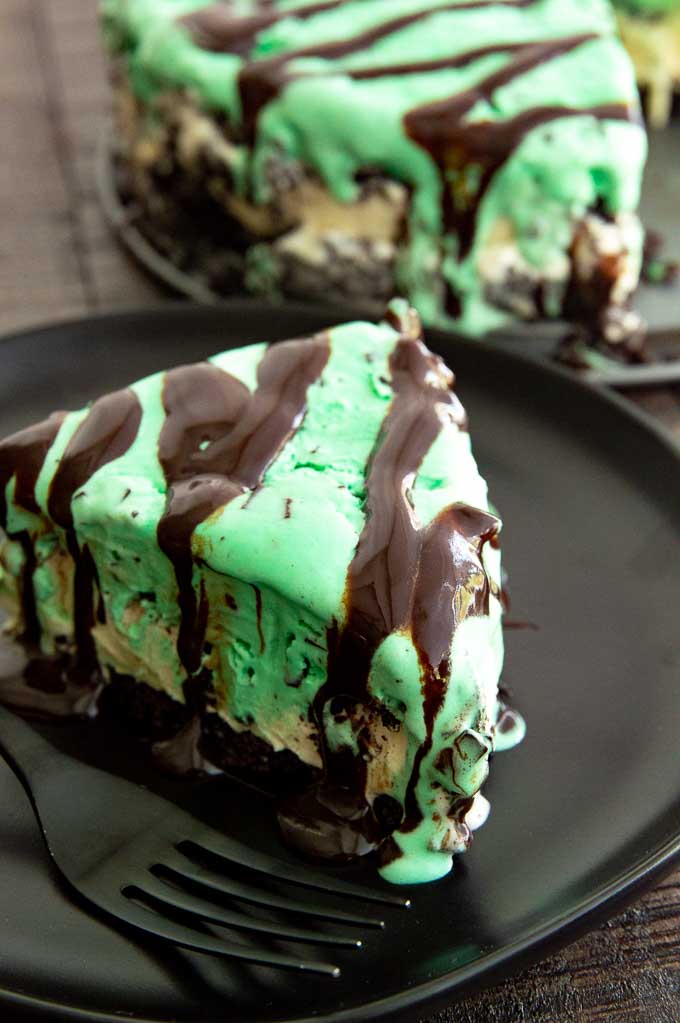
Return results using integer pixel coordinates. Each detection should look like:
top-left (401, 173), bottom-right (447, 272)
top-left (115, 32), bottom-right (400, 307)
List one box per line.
top-left (1, 3), bottom-right (679, 1021)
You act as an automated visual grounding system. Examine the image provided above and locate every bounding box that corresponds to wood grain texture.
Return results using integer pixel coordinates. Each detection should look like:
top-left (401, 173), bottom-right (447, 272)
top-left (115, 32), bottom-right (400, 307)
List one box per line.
top-left (0, 3), bottom-right (678, 1021)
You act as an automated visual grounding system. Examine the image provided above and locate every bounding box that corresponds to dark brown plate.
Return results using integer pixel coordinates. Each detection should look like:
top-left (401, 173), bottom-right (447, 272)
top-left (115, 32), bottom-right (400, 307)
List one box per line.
top-left (0, 302), bottom-right (679, 1022)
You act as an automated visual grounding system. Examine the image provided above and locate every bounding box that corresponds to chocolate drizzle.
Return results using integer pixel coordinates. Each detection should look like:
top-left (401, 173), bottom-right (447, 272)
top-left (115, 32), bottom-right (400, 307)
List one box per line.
top-left (279, 306), bottom-right (501, 859)
top-left (157, 363), bottom-right (249, 675)
top-left (157, 336), bottom-right (330, 675)
top-left (48, 391), bottom-right (141, 530)
top-left (400, 34), bottom-right (636, 313)
top-left (0, 391), bottom-right (141, 710)
top-left (15, 534), bottom-right (40, 645)
top-left (179, 0), bottom-right (345, 56)
top-left (322, 306), bottom-right (467, 713)
top-left (402, 502), bottom-right (499, 831)
top-left (346, 41), bottom-right (535, 82)
top-left (0, 412), bottom-right (66, 526)
top-left (238, 0), bottom-right (540, 141)
top-left (404, 32), bottom-right (631, 258)
top-left (0, 412), bottom-right (65, 642)
top-left (47, 389), bottom-right (142, 681)
top-left (1, 388), bottom-right (142, 667)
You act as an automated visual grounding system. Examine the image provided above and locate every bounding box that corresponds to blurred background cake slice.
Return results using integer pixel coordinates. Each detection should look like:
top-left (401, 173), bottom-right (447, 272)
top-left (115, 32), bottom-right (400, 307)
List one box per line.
top-left (614, 1), bottom-right (680, 127)
top-left (102, 0), bottom-right (648, 354)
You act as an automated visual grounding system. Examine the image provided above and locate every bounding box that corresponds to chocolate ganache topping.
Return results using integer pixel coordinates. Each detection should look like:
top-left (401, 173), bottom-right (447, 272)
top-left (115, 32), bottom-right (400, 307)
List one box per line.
top-left (278, 305), bottom-right (501, 861)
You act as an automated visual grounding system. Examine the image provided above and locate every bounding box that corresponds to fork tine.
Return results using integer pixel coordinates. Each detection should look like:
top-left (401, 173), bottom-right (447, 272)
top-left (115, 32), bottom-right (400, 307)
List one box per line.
top-left (184, 833), bottom-right (411, 908)
top-left (117, 887), bottom-right (341, 977)
top-left (158, 850), bottom-right (385, 928)
top-left (135, 872), bottom-right (362, 948)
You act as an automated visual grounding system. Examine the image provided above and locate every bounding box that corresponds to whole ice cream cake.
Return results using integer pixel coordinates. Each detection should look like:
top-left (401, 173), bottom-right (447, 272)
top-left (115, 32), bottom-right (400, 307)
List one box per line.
top-left (0, 304), bottom-right (523, 884)
top-left (102, 0), bottom-right (648, 351)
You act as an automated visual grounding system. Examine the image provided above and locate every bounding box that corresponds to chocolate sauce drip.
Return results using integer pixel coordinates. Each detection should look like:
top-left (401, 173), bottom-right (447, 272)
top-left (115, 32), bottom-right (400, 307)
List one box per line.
top-left (157, 362), bottom-right (249, 674)
top-left (404, 36), bottom-right (632, 259)
top-left (321, 313), bottom-right (466, 715)
top-left (280, 310), bottom-right (500, 860)
top-left (402, 503), bottom-right (500, 832)
top-left (48, 390), bottom-right (141, 530)
top-left (240, 39), bottom-right (540, 139)
top-left (238, 0), bottom-right (539, 140)
top-left (157, 337), bottom-right (330, 675)
top-left (0, 412), bottom-right (65, 526)
top-left (0, 394), bottom-right (139, 705)
top-left (348, 41), bottom-right (534, 82)
top-left (67, 540), bottom-right (101, 679)
top-left (0, 412), bottom-right (65, 642)
top-left (446, 103), bottom-right (631, 259)
top-left (16, 533), bottom-right (40, 644)
top-left (413, 504), bottom-right (498, 677)
top-left (179, 0), bottom-right (345, 56)
top-left (46, 389), bottom-right (142, 680)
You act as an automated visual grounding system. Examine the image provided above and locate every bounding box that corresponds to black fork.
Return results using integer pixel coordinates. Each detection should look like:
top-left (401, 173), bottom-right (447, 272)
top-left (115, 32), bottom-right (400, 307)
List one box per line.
top-left (0, 704), bottom-right (409, 977)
